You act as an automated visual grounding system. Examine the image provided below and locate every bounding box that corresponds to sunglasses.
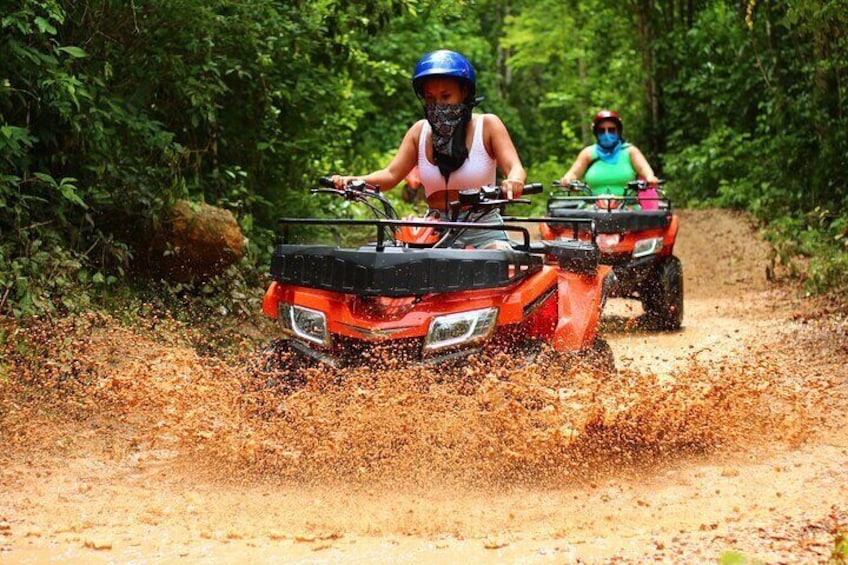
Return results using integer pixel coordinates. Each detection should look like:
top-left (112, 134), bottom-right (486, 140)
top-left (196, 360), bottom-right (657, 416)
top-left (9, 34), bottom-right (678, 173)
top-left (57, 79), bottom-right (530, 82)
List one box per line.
top-left (598, 127), bottom-right (618, 134)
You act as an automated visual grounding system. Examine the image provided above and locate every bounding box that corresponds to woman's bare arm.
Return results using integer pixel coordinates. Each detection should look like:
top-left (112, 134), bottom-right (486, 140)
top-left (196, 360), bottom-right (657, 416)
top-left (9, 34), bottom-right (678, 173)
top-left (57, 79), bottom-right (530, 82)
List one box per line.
top-left (629, 145), bottom-right (659, 184)
top-left (560, 146), bottom-right (594, 185)
top-left (331, 121), bottom-right (422, 190)
top-left (484, 114), bottom-right (526, 197)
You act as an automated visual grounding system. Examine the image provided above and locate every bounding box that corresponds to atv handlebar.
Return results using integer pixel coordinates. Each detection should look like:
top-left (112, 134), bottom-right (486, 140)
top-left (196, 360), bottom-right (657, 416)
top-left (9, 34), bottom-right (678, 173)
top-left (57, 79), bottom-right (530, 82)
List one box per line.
top-left (553, 179), bottom-right (667, 194)
top-left (522, 182), bottom-right (544, 195)
top-left (318, 176), bottom-right (380, 193)
top-left (452, 182), bottom-right (543, 219)
top-left (457, 182), bottom-right (543, 204)
top-left (313, 176), bottom-right (545, 247)
top-left (314, 176), bottom-right (397, 224)
top-left (321, 176), bottom-right (541, 199)
top-left (552, 180), bottom-right (591, 195)
top-left (626, 179), bottom-right (666, 192)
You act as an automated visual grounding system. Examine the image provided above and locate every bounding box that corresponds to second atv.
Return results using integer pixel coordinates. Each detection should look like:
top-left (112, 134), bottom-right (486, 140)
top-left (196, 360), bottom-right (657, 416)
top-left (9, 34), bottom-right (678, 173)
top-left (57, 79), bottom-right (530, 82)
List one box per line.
top-left (540, 179), bottom-right (683, 330)
top-left (260, 177), bottom-right (616, 387)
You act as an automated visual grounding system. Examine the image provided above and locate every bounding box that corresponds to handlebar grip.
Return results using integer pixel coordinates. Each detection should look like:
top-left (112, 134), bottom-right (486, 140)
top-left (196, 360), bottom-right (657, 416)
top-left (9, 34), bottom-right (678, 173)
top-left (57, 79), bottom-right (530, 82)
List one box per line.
top-left (318, 176), bottom-right (335, 188)
top-left (522, 183), bottom-right (543, 195)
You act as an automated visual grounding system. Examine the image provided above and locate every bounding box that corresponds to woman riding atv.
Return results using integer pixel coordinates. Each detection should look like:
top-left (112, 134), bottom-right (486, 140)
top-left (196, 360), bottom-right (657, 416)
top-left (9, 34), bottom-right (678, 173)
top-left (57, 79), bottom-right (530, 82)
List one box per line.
top-left (558, 110), bottom-right (660, 209)
top-left (331, 49), bottom-right (527, 249)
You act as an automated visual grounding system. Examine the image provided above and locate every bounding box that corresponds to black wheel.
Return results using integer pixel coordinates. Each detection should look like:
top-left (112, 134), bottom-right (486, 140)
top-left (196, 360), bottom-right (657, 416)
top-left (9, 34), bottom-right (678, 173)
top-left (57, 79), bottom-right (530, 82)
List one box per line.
top-left (535, 338), bottom-right (616, 379)
top-left (251, 339), bottom-right (316, 393)
top-left (581, 338), bottom-right (615, 373)
top-left (640, 255), bottom-right (684, 330)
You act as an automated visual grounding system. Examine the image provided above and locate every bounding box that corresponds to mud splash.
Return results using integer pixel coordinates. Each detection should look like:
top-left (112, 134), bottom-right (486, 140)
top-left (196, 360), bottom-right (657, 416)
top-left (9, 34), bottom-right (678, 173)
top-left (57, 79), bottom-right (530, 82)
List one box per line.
top-left (3, 209), bottom-right (846, 563)
top-left (0, 311), bottom-right (819, 493)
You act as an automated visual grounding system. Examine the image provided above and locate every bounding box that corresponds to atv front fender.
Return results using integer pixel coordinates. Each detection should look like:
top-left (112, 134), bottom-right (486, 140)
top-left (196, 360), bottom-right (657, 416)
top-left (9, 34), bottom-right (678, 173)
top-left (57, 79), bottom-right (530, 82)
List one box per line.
top-left (552, 265), bottom-right (614, 352)
top-left (661, 214), bottom-right (680, 256)
top-left (262, 281), bottom-right (285, 319)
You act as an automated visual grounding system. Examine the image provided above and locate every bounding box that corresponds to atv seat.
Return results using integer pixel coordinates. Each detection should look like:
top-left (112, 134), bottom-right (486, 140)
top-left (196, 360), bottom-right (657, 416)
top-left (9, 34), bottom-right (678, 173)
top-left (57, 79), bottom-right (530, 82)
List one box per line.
top-left (271, 244), bottom-right (543, 297)
top-left (546, 209), bottom-right (671, 233)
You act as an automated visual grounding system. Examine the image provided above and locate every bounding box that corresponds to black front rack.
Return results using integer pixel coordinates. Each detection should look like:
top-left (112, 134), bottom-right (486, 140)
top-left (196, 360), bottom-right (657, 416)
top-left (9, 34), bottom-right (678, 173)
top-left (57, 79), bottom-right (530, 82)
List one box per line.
top-left (272, 216), bottom-right (601, 296)
top-left (545, 195), bottom-right (672, 233)
top-left (278, 217), bottom-right (538, 251)
top-left (270, 244), bottom-right (545, 297)
top-left (547, 192), bottom-right (673, 213)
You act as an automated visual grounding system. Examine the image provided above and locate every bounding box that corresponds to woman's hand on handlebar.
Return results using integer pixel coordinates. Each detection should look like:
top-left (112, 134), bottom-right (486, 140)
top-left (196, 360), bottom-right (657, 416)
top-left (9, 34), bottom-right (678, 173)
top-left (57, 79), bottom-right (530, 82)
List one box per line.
top-left (558, 174), bottom-right (575, 187)
top-left (329, 174), bottom-right (364, 190)
top-left (501, 177), bottom-right (524, 199)
top-left (329, 174), bottom-right (352, 190)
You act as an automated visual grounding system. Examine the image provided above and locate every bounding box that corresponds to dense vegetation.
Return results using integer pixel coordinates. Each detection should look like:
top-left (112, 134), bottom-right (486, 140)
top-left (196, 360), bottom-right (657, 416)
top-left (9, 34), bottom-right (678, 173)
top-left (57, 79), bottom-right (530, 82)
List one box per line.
top-left (2, 0), bottom-right (846, 316)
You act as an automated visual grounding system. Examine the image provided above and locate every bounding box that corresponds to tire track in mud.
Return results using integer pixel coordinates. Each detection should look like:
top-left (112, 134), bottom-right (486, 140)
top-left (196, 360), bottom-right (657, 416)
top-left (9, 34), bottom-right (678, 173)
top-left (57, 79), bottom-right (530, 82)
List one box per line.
top-left (1, 209), bottom-right (846, 563)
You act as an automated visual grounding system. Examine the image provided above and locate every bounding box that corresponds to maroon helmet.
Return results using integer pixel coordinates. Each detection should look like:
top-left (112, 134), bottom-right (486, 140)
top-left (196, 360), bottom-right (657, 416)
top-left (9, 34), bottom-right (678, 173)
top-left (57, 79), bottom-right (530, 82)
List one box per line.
top-left (592, 110), bottom-right (623, 135)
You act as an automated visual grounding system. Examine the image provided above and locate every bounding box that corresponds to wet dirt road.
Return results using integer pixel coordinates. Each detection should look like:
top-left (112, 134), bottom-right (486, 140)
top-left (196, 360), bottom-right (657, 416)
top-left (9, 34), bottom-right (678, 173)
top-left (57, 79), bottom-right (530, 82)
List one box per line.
top-left (1, 209), bottom-right (847, 564)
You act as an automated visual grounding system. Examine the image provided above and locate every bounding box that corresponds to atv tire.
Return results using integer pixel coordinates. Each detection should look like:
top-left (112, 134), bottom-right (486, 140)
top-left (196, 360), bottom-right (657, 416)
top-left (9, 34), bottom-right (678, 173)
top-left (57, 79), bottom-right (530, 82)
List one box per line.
top-left (537, 338), bottom-right (616, 379)
top-left (254, 339), bottom-right (316, 393)
top-left (582, 338), bottom-right (615, 373)
top-left (640, 255), bottom-right (684, 331)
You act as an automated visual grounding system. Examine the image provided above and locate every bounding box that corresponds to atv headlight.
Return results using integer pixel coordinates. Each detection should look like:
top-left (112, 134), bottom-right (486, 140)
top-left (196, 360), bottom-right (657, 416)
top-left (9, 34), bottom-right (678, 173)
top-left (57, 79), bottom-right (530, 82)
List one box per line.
top-left (279, 303), bottom-right (330, 347)
top-left (596, 233), bottom-right (621, 251)
top-left (633, 236), bottom-right (664, 258)
top-left (423, 307), bottom-right (499, 352)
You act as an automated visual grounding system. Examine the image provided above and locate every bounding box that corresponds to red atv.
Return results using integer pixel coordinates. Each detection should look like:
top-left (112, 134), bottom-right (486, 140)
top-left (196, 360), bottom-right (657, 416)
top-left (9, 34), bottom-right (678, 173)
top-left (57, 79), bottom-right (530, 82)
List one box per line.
top-left (260, 178), bottom-right (616, 387)
top-left (540, 179), bottom-right (683, 330)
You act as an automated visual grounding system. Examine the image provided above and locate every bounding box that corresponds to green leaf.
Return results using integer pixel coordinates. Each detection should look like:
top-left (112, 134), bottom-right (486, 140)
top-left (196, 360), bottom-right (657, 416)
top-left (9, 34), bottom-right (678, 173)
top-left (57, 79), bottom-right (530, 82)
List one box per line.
top-left (34, 16), bottom-right (57, 35)
top-left (59, 184), bottom-right (88, 208)
top-left (57, 46), bottom-right (87, 58)
top-left (33, 172), bottom-right (57, 187)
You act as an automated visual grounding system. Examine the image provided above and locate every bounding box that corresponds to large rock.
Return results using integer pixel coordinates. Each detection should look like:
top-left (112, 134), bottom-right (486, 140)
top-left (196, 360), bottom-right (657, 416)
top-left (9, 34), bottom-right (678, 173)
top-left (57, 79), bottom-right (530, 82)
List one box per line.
top-left (152, 199), bottom-right (245, 283)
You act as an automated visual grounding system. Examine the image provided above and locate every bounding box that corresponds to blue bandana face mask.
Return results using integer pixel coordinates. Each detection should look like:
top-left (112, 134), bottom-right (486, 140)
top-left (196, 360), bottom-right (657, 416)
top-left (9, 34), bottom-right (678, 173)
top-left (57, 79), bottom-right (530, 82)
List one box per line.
top-left (597, 132), bottom-right (620, 150)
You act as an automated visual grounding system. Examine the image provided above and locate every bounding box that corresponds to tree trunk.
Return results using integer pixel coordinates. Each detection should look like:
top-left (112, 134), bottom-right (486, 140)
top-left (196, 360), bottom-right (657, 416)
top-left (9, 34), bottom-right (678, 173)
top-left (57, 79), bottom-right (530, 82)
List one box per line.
top-left (633, 0), bottom-right (660, 159)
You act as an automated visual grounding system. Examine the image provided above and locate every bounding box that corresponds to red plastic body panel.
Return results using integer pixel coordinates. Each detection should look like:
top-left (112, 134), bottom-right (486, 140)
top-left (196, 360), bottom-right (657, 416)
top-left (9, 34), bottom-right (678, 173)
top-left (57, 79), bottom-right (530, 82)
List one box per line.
top-left (542, 214), bottom-right (679, 258)
top-left (552, 265), bottom-right (611, 351)
top-left (263, 261), bottom-right (607, 353)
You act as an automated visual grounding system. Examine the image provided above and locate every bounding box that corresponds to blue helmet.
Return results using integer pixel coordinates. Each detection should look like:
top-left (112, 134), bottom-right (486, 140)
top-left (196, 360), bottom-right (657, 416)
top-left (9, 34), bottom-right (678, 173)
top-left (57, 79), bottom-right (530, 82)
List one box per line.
top-left (412, 50), bottom-right (476, 101)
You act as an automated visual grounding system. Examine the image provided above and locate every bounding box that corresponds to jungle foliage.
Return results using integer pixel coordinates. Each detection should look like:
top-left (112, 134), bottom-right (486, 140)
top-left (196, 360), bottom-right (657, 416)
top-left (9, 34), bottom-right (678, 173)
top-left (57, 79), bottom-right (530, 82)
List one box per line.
top-left (1, 0), bottom-right (846, 316)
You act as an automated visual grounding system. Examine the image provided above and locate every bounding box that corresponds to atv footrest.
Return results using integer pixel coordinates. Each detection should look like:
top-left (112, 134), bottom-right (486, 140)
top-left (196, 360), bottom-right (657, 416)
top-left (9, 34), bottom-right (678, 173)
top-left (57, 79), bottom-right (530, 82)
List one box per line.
top-left (271, 245), bottom-right (543, 296)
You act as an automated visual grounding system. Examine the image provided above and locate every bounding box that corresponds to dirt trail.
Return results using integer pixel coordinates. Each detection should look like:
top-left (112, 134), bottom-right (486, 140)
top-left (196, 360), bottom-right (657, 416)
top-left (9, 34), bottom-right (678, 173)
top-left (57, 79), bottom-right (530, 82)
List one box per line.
top-left (2, 209), bottom-right (847, 564)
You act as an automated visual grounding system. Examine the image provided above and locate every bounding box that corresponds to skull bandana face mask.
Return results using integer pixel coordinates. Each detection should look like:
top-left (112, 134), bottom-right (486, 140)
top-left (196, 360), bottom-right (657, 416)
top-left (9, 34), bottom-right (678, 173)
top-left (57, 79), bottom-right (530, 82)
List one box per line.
top-left (425, 101), bottom-right (472, 177)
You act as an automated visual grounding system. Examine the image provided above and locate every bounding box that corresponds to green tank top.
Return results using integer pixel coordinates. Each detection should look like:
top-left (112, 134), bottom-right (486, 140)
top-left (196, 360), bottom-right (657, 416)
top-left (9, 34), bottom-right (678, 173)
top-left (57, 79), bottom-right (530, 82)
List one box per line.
top-left (584, 143), bottom-right (636, 196)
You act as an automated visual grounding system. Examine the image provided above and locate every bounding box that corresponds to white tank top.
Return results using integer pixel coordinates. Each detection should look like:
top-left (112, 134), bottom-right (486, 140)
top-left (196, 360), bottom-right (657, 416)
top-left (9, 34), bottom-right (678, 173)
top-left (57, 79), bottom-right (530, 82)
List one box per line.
top-left (418, 114), bottom-right (497, 209)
